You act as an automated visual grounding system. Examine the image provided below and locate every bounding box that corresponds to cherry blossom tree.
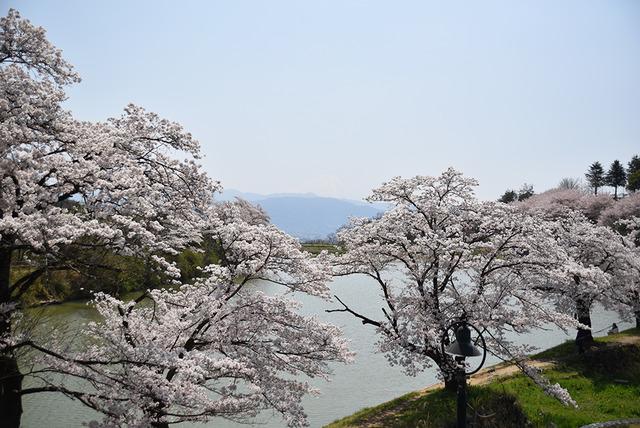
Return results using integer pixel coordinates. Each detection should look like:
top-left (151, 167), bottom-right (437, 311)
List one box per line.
top-left (599, 195), bottom-right (640, 327)
top-left (0, 9), bottom-right (215, 425)
top-left (520, 196), bottom-right (640, 346)
top-left (547, 213), bottom-right (633, 346)
top-left (1, 8), bottom-right (81, 422)
top-left (517, 188), bottom-right (613, 223)
top-left (32, 199), bottom-right (351, 428)
top-left (599, 192), bottom-right (640, 230)
top-left (606, 222), bottom-right (640, 328)
top-left (330, 168), bottom-right (579, 391)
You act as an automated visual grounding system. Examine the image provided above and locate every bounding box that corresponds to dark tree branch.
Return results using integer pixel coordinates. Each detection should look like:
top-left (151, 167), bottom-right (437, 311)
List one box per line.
top-left (326, 295), bottom-right (382, 328)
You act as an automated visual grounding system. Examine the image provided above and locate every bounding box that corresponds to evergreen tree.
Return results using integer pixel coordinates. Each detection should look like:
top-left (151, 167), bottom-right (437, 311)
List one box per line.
top-left (518, 183), bottom-right (535, 201)
top-left (627, 155), bottom-right (640, 193)
top-left (606, 160), bottom-right (627, 199)
top-left (498, 189), bottom-right (518, 203)
top-left (585, 161), bottom-right (606, 195)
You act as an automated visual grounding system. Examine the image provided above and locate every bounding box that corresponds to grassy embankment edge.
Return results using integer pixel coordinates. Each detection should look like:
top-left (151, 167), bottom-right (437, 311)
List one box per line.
top-left (325, 328), bottom-right (640, 428)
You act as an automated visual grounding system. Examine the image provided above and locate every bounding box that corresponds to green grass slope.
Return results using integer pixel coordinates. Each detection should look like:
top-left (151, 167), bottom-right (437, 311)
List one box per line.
top-left (326, 328), bottom-right (640, 428)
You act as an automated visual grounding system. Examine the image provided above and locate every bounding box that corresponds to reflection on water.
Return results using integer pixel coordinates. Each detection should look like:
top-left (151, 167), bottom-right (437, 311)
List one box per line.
top-left (21, 275), bottom-right (633, 428)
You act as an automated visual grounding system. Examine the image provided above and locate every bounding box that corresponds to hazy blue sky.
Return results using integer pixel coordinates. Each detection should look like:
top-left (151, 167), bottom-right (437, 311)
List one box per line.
top-left (5, 1), bottom-right (640, 200)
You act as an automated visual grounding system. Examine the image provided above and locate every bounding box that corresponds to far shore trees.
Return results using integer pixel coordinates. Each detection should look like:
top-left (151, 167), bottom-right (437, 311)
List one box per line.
top-left (331, 168), bottom-right (580, 394)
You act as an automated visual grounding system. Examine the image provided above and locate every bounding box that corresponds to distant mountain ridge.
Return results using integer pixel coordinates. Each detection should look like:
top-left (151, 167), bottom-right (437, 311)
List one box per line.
top-left (217, 190), bottom-right (385, 240)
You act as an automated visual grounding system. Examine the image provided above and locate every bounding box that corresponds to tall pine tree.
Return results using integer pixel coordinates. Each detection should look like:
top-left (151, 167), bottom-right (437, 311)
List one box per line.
top-left (627, 155), bottom-right (640, 193)
top-left (498, 189), bottom-right (518, 203)
top-left (606, 160), bottom-right (627, 199)
top-left (585, 161), bottom-right (605, 195)
top-left (517, 183), bottom-right (535, 201)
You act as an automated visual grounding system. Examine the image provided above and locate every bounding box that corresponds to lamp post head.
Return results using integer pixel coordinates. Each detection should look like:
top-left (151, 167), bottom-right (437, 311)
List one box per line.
top-left (445, 323), bottom-right (482, 358)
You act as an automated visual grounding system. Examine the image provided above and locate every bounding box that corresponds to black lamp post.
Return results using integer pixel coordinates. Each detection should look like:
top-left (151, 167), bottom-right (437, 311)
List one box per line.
top-left (441, 321), bottom-right (487, 428)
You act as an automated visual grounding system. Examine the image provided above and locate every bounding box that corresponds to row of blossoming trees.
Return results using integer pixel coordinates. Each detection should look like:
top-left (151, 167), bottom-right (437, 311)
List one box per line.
top-left (1, 9), bottom-right (639, 428)
top-left (331, 173), bottom-right (640, 393)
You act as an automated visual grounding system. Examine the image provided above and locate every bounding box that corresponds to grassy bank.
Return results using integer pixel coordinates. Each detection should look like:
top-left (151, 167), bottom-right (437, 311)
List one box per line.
top-left (326, 328), bottom-right (640, 428)
top-left (301, 242), bottom-right (343, 255)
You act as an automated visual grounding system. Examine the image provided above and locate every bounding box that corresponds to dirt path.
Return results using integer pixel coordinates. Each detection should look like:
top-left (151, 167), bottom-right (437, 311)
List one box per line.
top-left (610, 334), bottom-right (640, 345)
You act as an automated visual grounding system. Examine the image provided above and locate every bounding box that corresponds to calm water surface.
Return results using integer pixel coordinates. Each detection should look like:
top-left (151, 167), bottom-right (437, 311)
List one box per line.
top-left (21, 275), bottom-right (632, 428)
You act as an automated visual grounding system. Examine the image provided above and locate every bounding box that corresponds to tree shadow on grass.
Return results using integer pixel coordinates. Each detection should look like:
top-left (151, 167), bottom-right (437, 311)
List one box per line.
top-left (557, 342), bottom-right (640, 389)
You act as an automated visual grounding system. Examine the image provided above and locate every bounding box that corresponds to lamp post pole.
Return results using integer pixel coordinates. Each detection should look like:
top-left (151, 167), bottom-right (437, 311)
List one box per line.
top-left (441, 321), bottom-right (487, 428)
top-left (456, 356), bottom-right (467, 428)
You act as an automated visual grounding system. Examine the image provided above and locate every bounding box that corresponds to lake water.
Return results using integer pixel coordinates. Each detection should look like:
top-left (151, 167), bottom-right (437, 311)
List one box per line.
top-left (21, 274), bottom-right (633, 428)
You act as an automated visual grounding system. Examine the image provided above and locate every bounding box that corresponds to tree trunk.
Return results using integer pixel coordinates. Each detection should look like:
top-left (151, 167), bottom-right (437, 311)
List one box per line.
top-left (635, 310), bottom-right (640, 329)
top-left (0, 246), bottom-right (23, 428)
top-left (575, 297), bottom-right (593, 353)
top-left (0, 355), bottom-right (22, 428)
top-left (438, 352), bottom-right (461, 392)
